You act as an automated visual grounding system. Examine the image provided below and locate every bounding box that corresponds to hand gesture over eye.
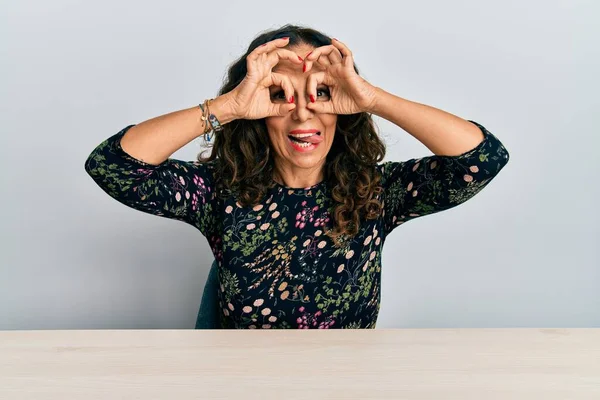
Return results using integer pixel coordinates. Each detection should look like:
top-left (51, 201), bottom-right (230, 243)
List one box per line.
top-left (228, 37), bottom-right (302, 119)
top-left (303, 39), bottom-right (379, 115)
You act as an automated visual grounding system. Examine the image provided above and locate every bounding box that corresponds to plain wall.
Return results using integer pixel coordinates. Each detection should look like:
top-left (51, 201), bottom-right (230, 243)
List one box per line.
top-left (1, 0), bottom-right (598, 329)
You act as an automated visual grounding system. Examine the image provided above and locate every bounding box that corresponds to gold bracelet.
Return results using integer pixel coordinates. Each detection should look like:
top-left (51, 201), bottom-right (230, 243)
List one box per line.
top-left (205, 98), bottom-right (224, 132)
top-left (198, 99), bottom-right (212, 135)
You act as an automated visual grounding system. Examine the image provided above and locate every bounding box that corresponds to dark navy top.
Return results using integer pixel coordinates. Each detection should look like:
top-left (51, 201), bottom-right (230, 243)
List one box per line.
top-left (85, 120), bottom-right (509, 329)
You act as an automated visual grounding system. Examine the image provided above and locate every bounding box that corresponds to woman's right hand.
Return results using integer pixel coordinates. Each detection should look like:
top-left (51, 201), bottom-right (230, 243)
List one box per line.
top-left (227, 37), bottom-right (302, 120)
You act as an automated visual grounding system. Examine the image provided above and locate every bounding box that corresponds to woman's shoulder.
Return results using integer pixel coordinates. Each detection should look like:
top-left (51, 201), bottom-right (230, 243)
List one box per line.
top-left (162, 157), bottom-right (222, 189)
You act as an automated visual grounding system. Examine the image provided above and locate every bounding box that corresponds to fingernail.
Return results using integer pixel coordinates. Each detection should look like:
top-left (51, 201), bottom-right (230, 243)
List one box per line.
top-left (310, 94), bottom-right (315, 103)
top-left (298, 56), bottom-right (303, 62)
top-left (302, 64), bottom-right (306, 73)
top-left (332, 38), bottom-right (338, 41)
top-left (282, 37), bottom-right (289, 40)
top-left (289, 95), bottom-right (294, 104)
top-left (260, 43), bottom-right (267, 47)
top-left (306, 51), bottom-right (313, 58)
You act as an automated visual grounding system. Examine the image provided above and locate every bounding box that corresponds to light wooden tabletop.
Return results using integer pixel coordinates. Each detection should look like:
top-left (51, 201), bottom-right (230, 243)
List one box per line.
top-left (1, 328), bottom-right (599, 399)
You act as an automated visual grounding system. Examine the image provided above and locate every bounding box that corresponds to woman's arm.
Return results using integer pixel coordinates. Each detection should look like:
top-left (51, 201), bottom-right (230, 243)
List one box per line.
top-left (368, 88), bottom-right (485, 156)
top-left (365, 90), bottom-right (511, 236)
top-left (84, 95), bottom-right (236, 236)
top-left (120, 94), bottom-right (237, 165)
top-left (378, 120), bottom-right (510, 236)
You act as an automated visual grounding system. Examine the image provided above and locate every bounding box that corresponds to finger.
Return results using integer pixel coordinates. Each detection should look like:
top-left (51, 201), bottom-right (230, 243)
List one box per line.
top-left (327, 50), bottom-right (342, 65)
top-left (306, 99), bottom-right (333, 114)
top-left (307, 71), bottom-right (336, 97)
top-left (270, 73), bottom-right (296, 116)
top-left (305, 53), bottom-right (331, 74)
top-left (275, 102), bottom-right (297, 116)
top-left (306, 71), bottom-right (335, 113)
top-left (271, 72), bottom-right (296, 104)
top-left (304, 45), bottom-right (343, 73)
top-left (306, 71), bottom-right (325, 104)
top-left (323, 44), bottom-right (343, 64)
top-left (266, 48), bottom-right (304, 70)
top-left (247, 40), bottom-right (291, 78)
top-left (306, 71), bottom-right (335, 114)
top-left (269, 92), bottom-right (296, 116)
top-left (317, 54), bottom-right (332, 67)
top-left (249, 37), bottom-right (290, 59)
top-left (331, 38), bottom-right (354, 68)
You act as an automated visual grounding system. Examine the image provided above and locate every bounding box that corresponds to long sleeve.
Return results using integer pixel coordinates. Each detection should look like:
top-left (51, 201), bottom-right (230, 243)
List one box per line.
top-left (84, 124), bottom-right (221, 238)
top-left (379, 120), bottom-right (510, 236)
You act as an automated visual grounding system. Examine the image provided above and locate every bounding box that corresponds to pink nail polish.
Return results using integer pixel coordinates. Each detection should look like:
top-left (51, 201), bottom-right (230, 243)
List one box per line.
top-left (302, 64), bottom-right (306, 73)
top-left (310, 94), bottom-right (315, 103)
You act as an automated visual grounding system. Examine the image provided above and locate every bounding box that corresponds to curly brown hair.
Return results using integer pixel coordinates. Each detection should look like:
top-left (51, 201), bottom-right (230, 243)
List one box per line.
top-left (197, 24), bottom-right (387, 247)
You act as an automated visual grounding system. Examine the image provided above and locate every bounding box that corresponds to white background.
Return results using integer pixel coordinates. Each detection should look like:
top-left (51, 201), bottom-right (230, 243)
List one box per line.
top-left (1, 0), bottom-right (597, 329)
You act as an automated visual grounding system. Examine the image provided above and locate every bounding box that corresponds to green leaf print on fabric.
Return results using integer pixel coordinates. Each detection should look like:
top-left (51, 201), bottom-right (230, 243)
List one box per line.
top-left (219, 267), bottom-right (241, 304)
top-left (222, 201), bottom-right (289, 257)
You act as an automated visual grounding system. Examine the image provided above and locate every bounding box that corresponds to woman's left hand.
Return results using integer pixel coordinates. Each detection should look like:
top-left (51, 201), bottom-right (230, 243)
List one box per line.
top-left (303, 39), bottom-right (379, 115)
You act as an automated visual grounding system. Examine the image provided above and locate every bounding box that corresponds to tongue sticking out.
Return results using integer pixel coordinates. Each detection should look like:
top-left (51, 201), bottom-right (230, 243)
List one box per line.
top-left (289, 133), bottom-right (323, 144)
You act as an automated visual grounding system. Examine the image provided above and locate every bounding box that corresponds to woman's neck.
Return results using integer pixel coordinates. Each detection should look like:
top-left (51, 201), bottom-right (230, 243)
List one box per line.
top-left (273, 166), bottom-right (324, 189)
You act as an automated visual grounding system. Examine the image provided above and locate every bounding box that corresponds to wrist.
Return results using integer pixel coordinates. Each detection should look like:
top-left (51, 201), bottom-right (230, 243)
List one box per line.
top-left (208, 94), bottom-right (238, 126)
top-left (365, 86), bottom-right (385, 115)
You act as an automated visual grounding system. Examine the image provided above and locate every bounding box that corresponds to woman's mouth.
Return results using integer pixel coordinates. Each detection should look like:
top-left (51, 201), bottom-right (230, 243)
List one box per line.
top-left (288, 132), bottom-right (323, 152)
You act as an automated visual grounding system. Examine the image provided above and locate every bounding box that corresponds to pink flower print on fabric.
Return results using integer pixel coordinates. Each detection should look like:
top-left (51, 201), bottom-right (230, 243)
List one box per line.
top-left (295, 306), bottom-right (335, 329)
top-left (295, 205), bottom-right (327, 229)
top-left (191, 174), bottom-right (211, 211)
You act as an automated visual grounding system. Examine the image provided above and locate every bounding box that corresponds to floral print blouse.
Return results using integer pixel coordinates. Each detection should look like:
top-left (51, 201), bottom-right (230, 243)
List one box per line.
top-left (84, 120), bottom-right (509, 329)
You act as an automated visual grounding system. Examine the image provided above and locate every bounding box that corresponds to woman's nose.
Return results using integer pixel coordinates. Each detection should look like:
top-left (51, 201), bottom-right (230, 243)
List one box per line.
top-left (291, 92), bottom-right (313, 121)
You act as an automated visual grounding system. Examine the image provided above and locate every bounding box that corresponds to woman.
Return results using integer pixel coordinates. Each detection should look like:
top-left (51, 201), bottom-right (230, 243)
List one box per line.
top-left (85, 24), bottom-right (510, 329)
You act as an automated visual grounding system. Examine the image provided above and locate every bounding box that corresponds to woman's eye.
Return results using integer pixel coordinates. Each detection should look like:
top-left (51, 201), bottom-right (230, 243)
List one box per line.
top-left (271, 90), bottom-right (286, 100)
top-left (317, 88), bottom-right (330, 98)
top-left (271, 88), bottom-right (329, 101)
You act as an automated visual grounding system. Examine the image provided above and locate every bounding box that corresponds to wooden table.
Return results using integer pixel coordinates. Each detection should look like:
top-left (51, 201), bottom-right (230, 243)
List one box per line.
top-left (1, 329), bottom-right (599, 399)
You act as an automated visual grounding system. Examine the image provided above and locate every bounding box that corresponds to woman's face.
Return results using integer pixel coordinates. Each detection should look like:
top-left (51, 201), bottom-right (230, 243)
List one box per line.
top-left (264, 44), bottom-right (338, 177)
